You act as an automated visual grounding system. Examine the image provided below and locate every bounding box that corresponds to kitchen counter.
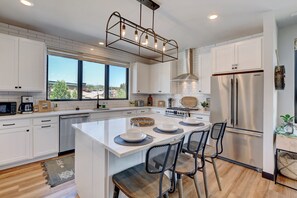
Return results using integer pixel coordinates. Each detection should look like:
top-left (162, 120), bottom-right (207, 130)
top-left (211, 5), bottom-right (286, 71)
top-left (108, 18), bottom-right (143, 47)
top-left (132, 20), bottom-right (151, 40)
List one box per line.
top-left (74, 113), bottom-right (210, 198)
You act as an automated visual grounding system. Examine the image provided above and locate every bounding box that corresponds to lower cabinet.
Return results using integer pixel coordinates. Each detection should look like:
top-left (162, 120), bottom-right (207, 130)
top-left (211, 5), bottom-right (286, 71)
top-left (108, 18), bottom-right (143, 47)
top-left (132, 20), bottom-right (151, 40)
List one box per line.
top-left (33, 124), bottom-right (59, 158)
top-left (0, 127), bottom-right (32, 166)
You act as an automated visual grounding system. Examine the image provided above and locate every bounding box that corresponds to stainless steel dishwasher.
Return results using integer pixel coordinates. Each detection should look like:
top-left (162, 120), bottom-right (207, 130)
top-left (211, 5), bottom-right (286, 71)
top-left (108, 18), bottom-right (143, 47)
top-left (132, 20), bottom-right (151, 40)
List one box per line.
top-left (59, 113), bottom-right (90, 154)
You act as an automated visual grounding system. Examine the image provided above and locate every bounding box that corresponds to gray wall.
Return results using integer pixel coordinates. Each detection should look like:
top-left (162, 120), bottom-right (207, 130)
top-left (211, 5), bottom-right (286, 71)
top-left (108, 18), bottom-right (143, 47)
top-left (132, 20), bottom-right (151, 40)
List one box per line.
top-left (278, 23), bottom-right (297, 121)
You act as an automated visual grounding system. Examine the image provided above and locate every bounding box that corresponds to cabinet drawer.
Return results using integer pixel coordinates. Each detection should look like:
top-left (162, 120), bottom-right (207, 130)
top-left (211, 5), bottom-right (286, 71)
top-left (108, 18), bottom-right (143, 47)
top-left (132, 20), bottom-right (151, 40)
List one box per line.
top-left (151, 109), bottom-right (165, 115)
top-left (191, 114), bottom-right (210, 122)
top-left (0, 119), bottom-right (31, 130)
top-left (122, 110), bottom-right (136, 116)
top-left (33, 117), bottom-right (58, 125)
top-left (136, 109), bottom-right (149, 114)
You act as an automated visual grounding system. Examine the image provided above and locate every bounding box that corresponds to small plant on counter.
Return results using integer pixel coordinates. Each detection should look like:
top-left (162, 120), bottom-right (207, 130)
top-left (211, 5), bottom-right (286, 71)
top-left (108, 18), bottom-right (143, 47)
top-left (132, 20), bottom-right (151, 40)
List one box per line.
top-left (276, 114), bottom-right (296, 135)
top-left (200, 101), bottom-right (209, 110)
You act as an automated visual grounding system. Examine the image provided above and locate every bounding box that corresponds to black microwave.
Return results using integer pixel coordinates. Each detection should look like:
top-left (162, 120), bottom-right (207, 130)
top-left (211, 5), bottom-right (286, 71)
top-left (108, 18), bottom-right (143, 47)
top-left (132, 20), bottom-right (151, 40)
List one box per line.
top-left (0, 102), bottom-right (17, 116)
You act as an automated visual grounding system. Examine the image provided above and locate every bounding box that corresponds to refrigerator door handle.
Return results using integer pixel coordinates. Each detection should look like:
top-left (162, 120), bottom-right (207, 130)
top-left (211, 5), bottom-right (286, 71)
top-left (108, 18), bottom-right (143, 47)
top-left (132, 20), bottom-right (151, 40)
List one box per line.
top-left (230, 79), bottom-right (234, 125)
top-left (227, 128), bottom-right (263, 137)
top-left (236, 78), bottom-right (239, 125)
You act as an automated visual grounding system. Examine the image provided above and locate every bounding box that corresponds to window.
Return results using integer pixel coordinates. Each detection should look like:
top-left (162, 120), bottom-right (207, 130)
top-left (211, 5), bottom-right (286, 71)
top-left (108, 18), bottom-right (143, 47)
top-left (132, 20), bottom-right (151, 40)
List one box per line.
top-left (47, 55), bottom-right (129, 100)
top-left (48, 55), bottom-right (78, 100)
top-left (109, 66), bottom-right (128, 99)
top-left (82, 61), bottom-right (105, 99)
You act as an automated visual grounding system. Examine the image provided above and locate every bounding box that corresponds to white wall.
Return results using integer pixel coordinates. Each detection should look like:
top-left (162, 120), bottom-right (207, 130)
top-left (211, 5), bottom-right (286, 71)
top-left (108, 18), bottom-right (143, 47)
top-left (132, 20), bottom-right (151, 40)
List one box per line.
top-left (262, 12), bottom-right (278, 175)
top-left (277, 23), bottom-right (297, 120)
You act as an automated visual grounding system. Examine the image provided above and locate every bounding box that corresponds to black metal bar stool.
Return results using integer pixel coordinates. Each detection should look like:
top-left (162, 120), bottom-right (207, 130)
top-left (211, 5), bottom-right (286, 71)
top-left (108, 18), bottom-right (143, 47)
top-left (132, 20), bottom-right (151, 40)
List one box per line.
top-left (112, 136), bottom-right (184, 198)
top-left (183, 122), bottom-right (227, 197)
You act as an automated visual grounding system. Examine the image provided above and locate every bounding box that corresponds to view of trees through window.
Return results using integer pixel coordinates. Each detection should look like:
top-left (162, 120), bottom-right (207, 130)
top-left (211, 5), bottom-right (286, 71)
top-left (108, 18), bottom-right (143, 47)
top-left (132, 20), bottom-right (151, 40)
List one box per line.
top-left (47, 55), bottom-right (128, 100)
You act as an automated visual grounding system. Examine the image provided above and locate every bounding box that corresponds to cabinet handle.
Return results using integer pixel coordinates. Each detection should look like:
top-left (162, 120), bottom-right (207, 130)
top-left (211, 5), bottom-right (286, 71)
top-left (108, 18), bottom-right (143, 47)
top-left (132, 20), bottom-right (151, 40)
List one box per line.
top-left (158, 91), bottom-right (162, 93)
top-left (127, 112), bottom-right (132, 114)
top-left (41, 120), bottom-right (51, 122)
top-left (19, 86), bottom-right (22, 89)
top-left (26, 129), bottom-right (30, 132)
top-left (196, 117), bottom-right (203, 119)
top-left (3, 123), bottom-right (15, 126)
top-left (15, 86), bottom-right (18, 89)
top-left (138, 90), bottom-right (140, 92)
top-left (41, 125), bottom-right (51, 128)
top-left (156, 111), bottom-right (160, 113)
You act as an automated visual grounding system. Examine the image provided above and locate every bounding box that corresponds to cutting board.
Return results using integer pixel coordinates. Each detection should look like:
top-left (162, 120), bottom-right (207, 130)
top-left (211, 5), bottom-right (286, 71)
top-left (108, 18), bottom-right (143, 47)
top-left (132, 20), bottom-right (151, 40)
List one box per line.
top-left (180, 96), bottom-right (198, 108)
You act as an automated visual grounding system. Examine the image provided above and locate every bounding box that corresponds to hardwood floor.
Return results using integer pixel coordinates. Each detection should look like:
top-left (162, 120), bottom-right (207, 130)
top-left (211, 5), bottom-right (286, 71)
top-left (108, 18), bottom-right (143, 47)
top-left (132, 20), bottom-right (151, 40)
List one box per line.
top-left (0, 155), bottom-right (296, 198)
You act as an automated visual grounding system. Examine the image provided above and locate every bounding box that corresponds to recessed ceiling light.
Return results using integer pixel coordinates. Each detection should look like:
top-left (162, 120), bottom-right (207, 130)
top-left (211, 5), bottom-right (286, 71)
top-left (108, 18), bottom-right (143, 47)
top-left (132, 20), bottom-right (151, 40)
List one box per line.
top-left (90, 48), bottom-right (94, 51)
top-left (98, 42), bottom-right (104, 46)
top-left (20, 0), bottom-right (34, 7)
top-left (208, 14), bottom-right (218, 20)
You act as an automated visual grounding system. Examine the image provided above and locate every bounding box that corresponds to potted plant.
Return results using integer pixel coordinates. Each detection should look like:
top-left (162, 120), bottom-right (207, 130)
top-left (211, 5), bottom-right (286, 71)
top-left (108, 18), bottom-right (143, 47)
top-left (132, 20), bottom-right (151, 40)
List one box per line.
top-left (200, 101), bottom-right (209, 111)
top-left (280, 114), bottom-right (295, 134)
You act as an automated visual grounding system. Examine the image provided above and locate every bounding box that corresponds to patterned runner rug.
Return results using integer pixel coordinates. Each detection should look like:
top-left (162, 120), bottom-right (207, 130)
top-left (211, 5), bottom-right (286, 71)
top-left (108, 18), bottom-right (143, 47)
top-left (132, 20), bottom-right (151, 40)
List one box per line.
top-left (42, 155), bottom-right (75, 187)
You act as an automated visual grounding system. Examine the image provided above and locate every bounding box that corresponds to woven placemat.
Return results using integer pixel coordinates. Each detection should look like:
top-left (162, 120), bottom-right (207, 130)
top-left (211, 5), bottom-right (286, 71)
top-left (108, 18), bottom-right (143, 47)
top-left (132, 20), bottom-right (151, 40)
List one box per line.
top-left (153, 127), bottom-right (184, 134)
top-left (114, 134), bottom-right (154, 146)
top-left (179, 121), bottom-right (205, 127)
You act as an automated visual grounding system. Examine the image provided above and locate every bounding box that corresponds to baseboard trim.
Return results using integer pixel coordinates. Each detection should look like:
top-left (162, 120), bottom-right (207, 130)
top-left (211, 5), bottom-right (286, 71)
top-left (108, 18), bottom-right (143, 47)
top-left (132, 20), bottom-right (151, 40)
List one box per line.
top-left (262, 171), bottom-right (274, 181)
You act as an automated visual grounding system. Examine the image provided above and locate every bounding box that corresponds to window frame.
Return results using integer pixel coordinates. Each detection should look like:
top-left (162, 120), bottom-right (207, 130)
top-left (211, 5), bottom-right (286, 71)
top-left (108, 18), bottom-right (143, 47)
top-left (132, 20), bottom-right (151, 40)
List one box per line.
top-left (46, 55), bottom-right (129, 101)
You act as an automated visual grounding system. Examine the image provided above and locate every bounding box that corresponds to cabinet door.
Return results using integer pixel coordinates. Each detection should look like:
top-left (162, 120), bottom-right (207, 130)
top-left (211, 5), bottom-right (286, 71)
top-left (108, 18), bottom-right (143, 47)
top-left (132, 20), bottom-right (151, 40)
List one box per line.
top-left (235, 37), bottom-right (262, 71)
top-left (212, 44), bottom-right (235, 74)
top-left (132, 63), bottom-right (150, 94)
top-left (159, 62), bottom-right (171, 94)
top-left (150, 62), bottom-right (172, 94)
top-left (198, 52), bottom-right (212, 94)
top-left (150, 64), bottom-right (160, 93)
top-left (0, 33), bottom-right (18, 91)
top-left (33, 124), bottom-right (58, 157)
top-left (0, 127), bottom-right (32, 166)
top-left (18, 38), bottom-right (46, 92)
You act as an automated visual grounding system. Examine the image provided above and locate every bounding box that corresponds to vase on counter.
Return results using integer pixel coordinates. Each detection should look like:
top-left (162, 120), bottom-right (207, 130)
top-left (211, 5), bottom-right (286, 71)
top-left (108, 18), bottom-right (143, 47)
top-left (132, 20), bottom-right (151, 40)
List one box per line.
top-left (147, 95), bottom-right (153, 106)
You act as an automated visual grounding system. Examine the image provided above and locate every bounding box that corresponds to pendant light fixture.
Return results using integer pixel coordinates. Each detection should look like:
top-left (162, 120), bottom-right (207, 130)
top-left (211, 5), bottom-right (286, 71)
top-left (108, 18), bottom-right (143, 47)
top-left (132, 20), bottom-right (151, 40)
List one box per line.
top-left (106, 0), bottom-right (178, 62)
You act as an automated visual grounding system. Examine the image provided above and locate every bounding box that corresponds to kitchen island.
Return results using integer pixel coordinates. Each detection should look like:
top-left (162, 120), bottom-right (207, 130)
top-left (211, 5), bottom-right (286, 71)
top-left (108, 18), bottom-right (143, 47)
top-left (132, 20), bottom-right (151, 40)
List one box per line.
top-left (73, 114), bottom-right (210, 198)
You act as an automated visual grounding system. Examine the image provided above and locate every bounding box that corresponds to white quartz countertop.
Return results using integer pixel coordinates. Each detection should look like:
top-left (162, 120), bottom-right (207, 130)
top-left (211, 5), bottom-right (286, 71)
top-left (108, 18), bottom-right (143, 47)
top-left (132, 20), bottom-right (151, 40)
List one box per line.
top-left (0, 106), bottom-right (209, 121)
top-left (73, 114), bottom-right (211, 158)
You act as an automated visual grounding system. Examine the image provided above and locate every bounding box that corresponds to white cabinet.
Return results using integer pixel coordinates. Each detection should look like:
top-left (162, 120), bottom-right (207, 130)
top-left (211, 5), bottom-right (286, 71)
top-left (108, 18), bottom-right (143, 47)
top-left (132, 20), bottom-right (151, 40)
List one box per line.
top-left (32, 116), bottom-right (59, 158)
top-left (0, 120), bottom-right (32, 166)
top-left (0, 33), bottom-right (46, 92)
top-left (190, 113), bottom-right (210, 122)
top-left (132, 62), bottom-right (150, 94)
top-left (18, 38), bottom-right (46, 92)
top-left (212, 37), bottom-right (262, 74)
top-left (0, 34), bottom-right (19, 91)
top-left (150, 108), bottom-right (165, 115)
top-left (198, 52), bottom-right (212, 94)
top-left (150, 62), bottom-right (173, 94)
top-left (132, 61), bottom-right (175, 94)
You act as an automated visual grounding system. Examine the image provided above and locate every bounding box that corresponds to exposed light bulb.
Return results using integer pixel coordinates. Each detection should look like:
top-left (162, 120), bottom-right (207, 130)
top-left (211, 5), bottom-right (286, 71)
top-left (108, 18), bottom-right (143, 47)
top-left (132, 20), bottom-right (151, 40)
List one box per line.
top-left (145, 34), bottom-right (148, 46)
top-left (134, 29), bottom-right (138, 42)
top-left (154, 38), bottom-right (158, 49)
top-left (121, 23), bottom-right (126, 37)
top-left (208, 14), bottom-right (218, 20)
top-left (163, 43), bottom-right (166, 52)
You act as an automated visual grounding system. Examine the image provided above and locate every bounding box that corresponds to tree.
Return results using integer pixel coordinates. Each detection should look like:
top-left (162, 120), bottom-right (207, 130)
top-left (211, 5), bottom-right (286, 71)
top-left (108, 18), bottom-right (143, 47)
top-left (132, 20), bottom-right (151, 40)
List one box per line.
top-left (72, 89), bottom-right (78, 99)
top-left (116, 88), bottom-right (126, 98)
top-left (50, 80), bottom-right (71, 99)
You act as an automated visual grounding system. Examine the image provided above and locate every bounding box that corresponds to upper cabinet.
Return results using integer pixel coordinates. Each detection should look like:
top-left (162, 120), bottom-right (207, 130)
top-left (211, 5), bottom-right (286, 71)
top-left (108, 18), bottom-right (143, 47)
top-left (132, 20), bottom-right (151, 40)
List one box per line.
top-left (198, 52), bottom-right (212, 94)
top-left (150, 62), bottom-right (173, 94)
top-left (132, 61), bottom-right (176, 94)
top-left (212, 37), bottom-right (262, 74)
top-left (0, 33), bottom-right (46, 92)
top-left (131, 62), bottom-right (150, 94)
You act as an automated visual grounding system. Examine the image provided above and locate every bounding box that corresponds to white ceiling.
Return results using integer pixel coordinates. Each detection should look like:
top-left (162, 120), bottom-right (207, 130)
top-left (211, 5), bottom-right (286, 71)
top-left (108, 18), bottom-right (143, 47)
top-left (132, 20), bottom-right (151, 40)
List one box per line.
top-left (0, 0), bottom-right (297, 51)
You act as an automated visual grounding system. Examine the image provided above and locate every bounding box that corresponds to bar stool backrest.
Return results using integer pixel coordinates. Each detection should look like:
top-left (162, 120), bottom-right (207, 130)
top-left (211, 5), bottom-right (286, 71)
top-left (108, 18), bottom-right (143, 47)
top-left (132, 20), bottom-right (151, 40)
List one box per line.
top-left (145, 136), bottom-right (184, 198)
top-left (211, 122), bottom-right (227, 157)
top-left (186, 129), bottom-right (210, 173)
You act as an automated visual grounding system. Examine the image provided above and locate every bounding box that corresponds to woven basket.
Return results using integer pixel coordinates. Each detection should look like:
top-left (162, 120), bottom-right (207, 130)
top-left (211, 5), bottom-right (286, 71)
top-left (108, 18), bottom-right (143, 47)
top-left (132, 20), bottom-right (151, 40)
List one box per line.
top-left (278, 151), bottom-right (297, 180)
top-left (130, 117), bottom-right (155, 127)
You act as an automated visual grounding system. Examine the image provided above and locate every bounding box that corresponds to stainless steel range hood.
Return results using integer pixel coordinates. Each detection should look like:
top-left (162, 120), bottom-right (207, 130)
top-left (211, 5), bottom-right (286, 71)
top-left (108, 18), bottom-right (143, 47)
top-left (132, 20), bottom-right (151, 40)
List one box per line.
top-left (172, 48), bottom-right (198, 82)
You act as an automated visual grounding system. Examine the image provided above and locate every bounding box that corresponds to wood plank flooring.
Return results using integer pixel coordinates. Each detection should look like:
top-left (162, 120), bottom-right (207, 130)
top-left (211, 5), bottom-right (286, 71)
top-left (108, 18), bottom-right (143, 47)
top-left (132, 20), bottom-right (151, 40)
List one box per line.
top-left (0, 155), bottom-right (297, 198)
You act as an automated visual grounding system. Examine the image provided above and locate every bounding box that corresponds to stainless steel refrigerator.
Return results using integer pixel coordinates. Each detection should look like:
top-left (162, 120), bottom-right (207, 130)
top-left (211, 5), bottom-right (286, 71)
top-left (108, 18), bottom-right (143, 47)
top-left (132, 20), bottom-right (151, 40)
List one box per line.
top-left (210, 71), bottom-right (263, 171)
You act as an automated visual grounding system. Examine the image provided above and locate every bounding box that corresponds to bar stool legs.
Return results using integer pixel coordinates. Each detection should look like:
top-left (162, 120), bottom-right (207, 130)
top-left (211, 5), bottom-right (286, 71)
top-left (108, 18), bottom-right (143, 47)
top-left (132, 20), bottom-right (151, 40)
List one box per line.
top-left (202, 164), bottom-right (209, 197)
top-left (212, 158), bottom-right (222, 191)
top-left (193, 172), bottom-right (202, 198)
top-left (113, 186), bottom-right (120, 198)
top-left (177, 174), bottom-right (184, 198)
